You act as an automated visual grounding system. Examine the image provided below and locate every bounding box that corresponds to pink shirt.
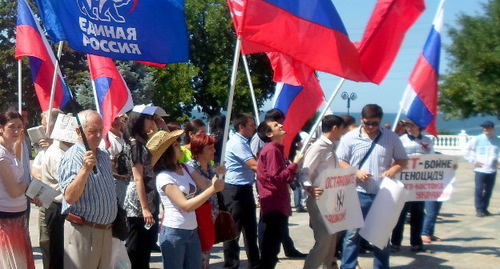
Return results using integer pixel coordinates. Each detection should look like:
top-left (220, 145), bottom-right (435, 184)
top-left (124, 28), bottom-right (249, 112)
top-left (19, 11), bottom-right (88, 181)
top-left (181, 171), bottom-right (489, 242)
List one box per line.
top-left (257, 141), bottom-right (297, 216)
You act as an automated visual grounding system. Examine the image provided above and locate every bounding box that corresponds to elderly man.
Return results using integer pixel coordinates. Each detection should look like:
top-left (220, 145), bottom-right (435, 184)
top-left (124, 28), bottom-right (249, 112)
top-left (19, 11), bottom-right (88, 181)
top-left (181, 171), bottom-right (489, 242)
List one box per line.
top-left (337, 104), bottom-right (408, 269)
top-left (59, 110), bottom-right (117, 269)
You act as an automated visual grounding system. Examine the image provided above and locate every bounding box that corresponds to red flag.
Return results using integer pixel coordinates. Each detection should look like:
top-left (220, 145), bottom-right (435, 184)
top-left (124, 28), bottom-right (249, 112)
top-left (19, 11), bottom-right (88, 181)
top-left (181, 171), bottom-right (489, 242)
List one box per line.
top-left (88, 55), bottom-right (134, 146)
top-left (228, 0), bottom-right (366, 81)
top-left (357, 0), bottom-right (425, 84)
top-left (266, 52), bottom-right (314, 86)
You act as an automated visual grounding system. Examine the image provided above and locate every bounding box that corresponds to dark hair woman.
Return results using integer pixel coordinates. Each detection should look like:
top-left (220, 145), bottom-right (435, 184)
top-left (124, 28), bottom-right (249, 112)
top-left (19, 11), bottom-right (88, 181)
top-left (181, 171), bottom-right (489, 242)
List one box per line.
top-left (0, 110), bottom-right (34, 269)
top-left (179, 119), bottom-right (206, 163)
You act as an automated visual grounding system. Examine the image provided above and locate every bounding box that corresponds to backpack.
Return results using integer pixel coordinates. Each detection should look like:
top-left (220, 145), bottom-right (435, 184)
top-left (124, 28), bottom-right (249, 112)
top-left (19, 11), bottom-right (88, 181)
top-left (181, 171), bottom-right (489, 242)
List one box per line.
top-left (114, 142), bottom-right (133, 176)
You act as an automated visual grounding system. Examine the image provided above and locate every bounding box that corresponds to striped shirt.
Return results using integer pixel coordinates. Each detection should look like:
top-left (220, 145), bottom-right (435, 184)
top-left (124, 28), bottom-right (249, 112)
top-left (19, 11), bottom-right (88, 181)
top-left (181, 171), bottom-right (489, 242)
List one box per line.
top-left (337, 127), bottom-right (408, 194)
top-left (59, 142), bottom-right (117, 225)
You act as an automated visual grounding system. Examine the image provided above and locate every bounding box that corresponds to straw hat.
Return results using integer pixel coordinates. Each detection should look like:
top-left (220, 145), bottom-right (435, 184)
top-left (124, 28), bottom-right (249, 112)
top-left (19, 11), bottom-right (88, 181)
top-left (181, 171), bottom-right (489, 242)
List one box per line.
top-left (147, 130), bottom-right (184, 166)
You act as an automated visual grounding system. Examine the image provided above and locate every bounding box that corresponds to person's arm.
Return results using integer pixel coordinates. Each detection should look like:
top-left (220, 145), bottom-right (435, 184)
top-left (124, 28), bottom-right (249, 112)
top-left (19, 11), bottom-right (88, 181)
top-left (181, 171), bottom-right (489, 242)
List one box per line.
top-left (0, 160), bottom-right (28, 198)
top-left (261, 148), bottom-right (297, 185)
top-left (244, 158), bottom-right (258, 172)
top-left (64, 150), bottom-right (95, 204)
top-left (189, 165), bottom-right (226, 191)
top-left (162, 175), bottom-right (224, 212)
top-left (381, 159), bottom-right (408, 179)
top-left (131, 163), bottom-right (154, 225)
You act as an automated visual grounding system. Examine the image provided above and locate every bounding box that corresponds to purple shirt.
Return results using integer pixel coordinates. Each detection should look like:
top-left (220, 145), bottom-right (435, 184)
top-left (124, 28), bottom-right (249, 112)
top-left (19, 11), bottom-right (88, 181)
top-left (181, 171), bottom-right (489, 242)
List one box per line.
top-left (257, 141), bottom-right (297, 216)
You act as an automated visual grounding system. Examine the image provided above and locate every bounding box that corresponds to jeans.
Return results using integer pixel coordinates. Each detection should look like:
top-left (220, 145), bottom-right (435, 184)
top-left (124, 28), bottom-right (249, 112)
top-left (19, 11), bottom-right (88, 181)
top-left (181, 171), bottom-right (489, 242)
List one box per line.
top-left (422, 201), bottom-right (442, 236)
top-left (474, 172), bottom-right (497, 213)
top-left (391, 201), bottom-right (424, 246)
top-left (341, 192), bottom-right (390, 269)
top-left (160, 226), bottom-right (201, 269)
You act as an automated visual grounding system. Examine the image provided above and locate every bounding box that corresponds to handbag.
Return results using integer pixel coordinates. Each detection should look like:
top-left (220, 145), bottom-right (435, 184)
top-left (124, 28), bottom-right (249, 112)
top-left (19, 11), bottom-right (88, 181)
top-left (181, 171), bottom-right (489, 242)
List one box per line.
top-left (113, 202), bottom-right (129, 241)
top-left (214, 192), bottom-right (238, 244)
top-left (195, 200), bottom-right (216, 252)
top-left (180, 163), bottom-right (216, 252)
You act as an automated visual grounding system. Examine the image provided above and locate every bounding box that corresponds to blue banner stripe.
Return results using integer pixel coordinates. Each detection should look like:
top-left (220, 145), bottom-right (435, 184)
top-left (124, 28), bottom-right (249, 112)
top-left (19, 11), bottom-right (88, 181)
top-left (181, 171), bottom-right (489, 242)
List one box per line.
top-left (264, 0), bottom-right (348, 35)
top-left (274, 84), bottom-right (303, 116)
top-left (17, 0), bottom-right (38, 29)
top-left (95, 77), bottom-right (112, 114)
top-left (422, 27), bottom-right (441, 75)
top-left (406, 96), bottom-right (433, 129)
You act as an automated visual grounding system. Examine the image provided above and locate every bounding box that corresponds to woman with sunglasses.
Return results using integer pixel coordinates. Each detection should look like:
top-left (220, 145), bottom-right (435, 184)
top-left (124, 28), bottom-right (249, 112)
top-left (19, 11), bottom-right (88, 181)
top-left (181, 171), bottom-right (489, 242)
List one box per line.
top-left (0, 110), bottom-right (34, 269)
top-left (148, 130), bottom-right (225, 269)
top-left (123, 110), bottom-right (157, 268)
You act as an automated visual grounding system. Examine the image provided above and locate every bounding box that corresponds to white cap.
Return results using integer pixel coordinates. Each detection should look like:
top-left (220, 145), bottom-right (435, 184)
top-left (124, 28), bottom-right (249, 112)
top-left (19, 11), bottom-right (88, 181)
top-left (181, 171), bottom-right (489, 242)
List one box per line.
top-left (132, 104), bottom-right (168, 116)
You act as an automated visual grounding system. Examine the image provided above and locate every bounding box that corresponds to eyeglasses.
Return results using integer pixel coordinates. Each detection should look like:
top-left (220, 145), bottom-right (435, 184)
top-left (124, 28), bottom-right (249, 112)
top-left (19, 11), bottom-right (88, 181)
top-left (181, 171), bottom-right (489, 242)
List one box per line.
top-left (363, 121), bottom-right (380, 127)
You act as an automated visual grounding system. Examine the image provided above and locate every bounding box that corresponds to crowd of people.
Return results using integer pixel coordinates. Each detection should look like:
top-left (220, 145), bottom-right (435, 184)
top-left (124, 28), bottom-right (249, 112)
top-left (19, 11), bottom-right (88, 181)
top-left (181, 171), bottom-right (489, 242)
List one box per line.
top-left (0, 103), bottom-right (497, 269)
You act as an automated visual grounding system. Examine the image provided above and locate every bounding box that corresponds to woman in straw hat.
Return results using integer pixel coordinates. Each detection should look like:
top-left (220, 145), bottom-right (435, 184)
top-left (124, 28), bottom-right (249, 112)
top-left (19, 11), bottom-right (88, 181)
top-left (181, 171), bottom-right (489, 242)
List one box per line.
top-left (148, 130), bottom-right (225, 269)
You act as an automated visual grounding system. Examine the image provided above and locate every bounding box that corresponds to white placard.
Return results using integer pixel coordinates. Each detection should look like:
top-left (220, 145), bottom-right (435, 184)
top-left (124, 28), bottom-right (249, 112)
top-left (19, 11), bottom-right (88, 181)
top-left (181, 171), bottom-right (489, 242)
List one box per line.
top-left (316, 166), bottom-right (364, 234)
top-left (397, 154), bottom-right (458, 201)
top-left (50, 114), bottom-right (78, 144)
top-left (359, 178), bottom-right (408, 249)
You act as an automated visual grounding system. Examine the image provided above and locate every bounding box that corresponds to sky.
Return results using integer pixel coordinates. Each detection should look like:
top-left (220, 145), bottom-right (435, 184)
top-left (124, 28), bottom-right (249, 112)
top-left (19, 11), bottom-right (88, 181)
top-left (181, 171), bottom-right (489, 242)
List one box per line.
top-left (261, 0), bottom-right (491, 114)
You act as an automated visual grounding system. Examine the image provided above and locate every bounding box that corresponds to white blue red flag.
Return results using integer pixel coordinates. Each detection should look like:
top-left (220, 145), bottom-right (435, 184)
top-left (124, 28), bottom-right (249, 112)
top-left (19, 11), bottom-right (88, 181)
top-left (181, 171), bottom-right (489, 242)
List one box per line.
top-left (228, 0), bottom-right (365, 81)
top-left (400, 1), bottom-right (444, 137)
top-left (87, 54), bottom-right (134, 145)
top-left (35, 0), bottom-right (189, 64)
top-left (15, 0), bottom-right (71, 111)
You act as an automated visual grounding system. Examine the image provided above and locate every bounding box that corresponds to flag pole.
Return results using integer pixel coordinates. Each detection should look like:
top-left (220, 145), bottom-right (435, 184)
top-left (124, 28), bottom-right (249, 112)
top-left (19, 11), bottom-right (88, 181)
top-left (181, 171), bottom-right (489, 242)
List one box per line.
top-left (91, 80), bottom-right (100, 114)
top-left (18, 59), bottom-right (22, 113)
top-left (392, 106), bottom-right (404, 132)
top-left (241, 54), bottom-right (260, 124)
top-left (45, 41), bottom-right (64, 136)
top-left (299, 78), bottom-right (346, 155)
top-left (220, 38), bottom-right (242, 165)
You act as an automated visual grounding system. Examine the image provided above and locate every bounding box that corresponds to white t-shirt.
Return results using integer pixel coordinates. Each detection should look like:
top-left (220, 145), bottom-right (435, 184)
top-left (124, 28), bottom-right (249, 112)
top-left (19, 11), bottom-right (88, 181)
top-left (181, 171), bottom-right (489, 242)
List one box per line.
top-left (0, 144), bottom-right (27, 212)
top-left (156, 164), bottom-right (198, 230)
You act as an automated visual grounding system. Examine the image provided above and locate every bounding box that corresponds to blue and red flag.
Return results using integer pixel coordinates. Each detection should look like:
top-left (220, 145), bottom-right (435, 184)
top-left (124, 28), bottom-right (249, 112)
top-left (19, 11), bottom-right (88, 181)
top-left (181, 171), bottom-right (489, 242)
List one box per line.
top-left (356, 0), bottom-right (425, 84)
top-left (270, 52), bottom-right (324, 157)
top-left (400, 1), bottom-right (444, 137)
top-left (35, 0), bottom-right (188, 64)
top-left (15, 0), bottom-right (71, 111)
top-left (87, 54), bottom-right (134, 145)
top-left (229, 0), bottom-right (365, 81)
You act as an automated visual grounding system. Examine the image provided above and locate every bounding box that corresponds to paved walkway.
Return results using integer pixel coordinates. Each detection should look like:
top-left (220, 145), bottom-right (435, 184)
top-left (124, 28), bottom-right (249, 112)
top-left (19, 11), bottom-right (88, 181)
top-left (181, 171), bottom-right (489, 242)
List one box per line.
top-left (30, 160), bottom-right (499, 268)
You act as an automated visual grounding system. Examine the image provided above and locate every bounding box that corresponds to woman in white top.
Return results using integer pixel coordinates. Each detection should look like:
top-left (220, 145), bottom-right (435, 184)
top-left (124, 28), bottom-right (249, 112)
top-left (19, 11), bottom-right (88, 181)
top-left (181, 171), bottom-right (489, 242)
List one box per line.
top-left (148, 130), bottom-right (225, 269)
top-left (0, 110), bottom-right (34, 269)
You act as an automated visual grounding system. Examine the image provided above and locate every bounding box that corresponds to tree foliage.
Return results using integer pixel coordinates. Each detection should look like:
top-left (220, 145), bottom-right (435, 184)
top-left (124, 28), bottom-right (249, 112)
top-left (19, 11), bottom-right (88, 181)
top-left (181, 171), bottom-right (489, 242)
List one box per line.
top-left (153, 0), bottom-right (275, 121)
top-left (440, 0), bottom-right (500, 119)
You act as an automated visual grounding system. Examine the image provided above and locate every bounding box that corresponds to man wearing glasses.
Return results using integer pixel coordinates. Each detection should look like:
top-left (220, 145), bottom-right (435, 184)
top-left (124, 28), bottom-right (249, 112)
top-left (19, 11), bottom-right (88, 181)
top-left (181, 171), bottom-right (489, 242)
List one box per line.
top-left (336, 104), bottom-right (408, 269)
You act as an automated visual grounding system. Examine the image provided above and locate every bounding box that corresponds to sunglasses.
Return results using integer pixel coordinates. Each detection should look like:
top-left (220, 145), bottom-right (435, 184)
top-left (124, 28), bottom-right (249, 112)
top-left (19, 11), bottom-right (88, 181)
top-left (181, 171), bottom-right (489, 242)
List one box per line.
top-left (363, 121), bottom-right (380, 127)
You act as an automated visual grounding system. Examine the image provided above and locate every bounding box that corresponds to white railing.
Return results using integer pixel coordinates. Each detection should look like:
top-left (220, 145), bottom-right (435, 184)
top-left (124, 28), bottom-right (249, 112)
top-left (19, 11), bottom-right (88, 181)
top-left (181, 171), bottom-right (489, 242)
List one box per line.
top-left (426, 130), bottom-right (471, 156)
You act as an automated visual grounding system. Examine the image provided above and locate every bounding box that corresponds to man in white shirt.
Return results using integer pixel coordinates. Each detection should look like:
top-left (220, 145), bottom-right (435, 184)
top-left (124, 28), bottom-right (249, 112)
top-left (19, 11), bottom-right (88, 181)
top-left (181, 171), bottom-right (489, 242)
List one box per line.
top-left (463, 121), bottom-right (499, 217)
top-left (300, 115), bottom-right (347, 269)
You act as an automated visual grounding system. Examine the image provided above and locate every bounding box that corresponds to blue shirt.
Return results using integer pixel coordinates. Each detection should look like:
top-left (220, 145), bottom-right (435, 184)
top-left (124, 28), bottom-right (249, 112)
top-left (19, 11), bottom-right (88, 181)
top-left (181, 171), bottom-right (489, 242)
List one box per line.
top-left (464, 134), bottom-right (499, 174)
top-left (59, 142), bottom-right (117, 225)
top-left (337, 127), bottom-right (408, 194)
top-left (225, 133), bottom-right (256, 185)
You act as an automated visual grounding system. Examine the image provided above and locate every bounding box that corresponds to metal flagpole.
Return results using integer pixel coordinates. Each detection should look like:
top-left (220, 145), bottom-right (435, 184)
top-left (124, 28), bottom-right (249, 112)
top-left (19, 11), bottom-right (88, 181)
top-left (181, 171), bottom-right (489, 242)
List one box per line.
top-left (299, 78), bottom-right (346, 155)
top-left (18, 59), bottom-right (22, 113)
top-left (220, 38), bottom-right (242, 165)
top-left (241, 54), bottom-right (260, 124)
top-left (45, 41), bottom-right (64, 136)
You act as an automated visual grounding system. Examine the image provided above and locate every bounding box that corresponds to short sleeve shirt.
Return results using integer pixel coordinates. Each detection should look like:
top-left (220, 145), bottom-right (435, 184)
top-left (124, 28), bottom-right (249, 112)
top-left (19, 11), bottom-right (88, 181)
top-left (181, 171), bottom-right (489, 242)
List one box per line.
top-left (225, 133), bottom-right (256, 185)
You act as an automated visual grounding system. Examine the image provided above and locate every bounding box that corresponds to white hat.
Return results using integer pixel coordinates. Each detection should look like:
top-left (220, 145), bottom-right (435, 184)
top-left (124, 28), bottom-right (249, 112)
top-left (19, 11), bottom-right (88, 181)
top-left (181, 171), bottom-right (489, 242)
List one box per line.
top-left (50, 114), bottom-right (78, 144)
top-left (132, 104), bottom-right (168, 117)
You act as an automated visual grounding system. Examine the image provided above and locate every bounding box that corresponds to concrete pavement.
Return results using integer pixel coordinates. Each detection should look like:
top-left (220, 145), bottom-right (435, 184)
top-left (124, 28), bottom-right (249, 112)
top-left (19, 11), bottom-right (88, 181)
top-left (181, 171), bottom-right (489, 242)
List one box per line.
top-left (30, 160), bottom-right (499, 268)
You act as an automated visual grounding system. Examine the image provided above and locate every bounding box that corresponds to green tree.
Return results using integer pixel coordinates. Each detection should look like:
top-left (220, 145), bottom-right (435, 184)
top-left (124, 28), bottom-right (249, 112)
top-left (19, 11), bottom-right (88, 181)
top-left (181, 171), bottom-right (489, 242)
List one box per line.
top-left (153, 0), bottom-right (274, 121)
top-left (440, 0), bottom-right (500, 119)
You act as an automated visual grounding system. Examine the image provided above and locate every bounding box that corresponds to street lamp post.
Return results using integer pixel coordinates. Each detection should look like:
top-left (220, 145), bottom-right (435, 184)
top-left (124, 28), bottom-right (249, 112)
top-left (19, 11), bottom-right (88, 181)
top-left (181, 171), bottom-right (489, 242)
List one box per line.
top-left (341, 91), bottom-right (357, 115)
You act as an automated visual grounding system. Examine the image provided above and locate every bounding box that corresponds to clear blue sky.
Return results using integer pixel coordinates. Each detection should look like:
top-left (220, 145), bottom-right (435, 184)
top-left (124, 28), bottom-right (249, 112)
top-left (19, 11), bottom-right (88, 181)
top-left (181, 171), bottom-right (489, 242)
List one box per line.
top-left (262, 0), bottom-right (490, 114)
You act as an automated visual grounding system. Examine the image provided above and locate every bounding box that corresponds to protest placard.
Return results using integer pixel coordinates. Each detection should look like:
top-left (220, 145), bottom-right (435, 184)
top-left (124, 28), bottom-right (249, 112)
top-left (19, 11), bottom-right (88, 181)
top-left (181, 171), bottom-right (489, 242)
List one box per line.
top-left (359, 178), bottom-right (408, 249)
top-left (397, 154), bottom-right (458, 201)
top-left (315, 166), bottom-right (364, 235)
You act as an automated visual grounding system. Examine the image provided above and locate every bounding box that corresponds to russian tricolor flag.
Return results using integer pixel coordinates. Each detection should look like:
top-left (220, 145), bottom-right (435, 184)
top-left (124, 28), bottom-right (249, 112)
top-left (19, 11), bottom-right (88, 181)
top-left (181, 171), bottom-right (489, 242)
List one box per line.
top-left (274, 75), bottom-right (324, 157)
top-left (15, 0), bottom-right (71, 111)
top-left (231, 0), bottom-right (365, 81)
top-left (87, 55), bottom-right (134, 145)
top-left (401, 1), bottom-right (444, 137)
